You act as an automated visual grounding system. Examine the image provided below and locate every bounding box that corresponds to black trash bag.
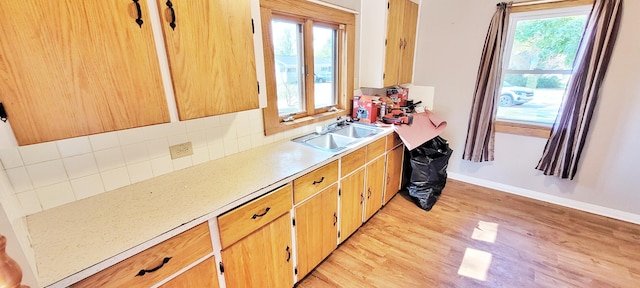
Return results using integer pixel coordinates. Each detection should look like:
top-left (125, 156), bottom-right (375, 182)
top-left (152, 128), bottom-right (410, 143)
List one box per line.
top-left (407, 136), bottom-right (453, 211)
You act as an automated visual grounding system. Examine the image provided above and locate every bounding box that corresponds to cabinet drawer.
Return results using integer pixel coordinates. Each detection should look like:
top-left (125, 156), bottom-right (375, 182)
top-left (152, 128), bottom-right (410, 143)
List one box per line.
top-left (72, 223), bottom-right (212, 288)
top-left (218, 184), bottom-right (292, 249)
top-left (367, 137), bottom-right (386, 161)
top-left (294, 161), bottom-right (339, 204)
top-left (341, 147), bottom-right (366, 177)
top-left (386, 132), bottom-right (403, 151)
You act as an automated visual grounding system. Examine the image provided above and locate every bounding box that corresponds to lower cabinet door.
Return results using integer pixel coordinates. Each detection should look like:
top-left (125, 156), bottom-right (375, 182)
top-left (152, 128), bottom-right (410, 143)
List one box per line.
top-left (340, 168), bottom-right (365, 241)
top-left (160, 257), bottom-right (219, 288)
top-left (295, 184), bottom-right (339, 278)
top-left (221, 213), bottom-right (294, 288)
top-left (365, 156), bottom-right (386, 221)
top-left (384, 144), bottom-right (404, 204)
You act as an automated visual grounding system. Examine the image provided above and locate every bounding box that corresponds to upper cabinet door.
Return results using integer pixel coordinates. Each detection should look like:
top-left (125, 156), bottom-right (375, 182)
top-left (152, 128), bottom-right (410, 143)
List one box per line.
top-left (158, 0), bottom-right (259, 120)
top-left (383, 0), bottom-right (405, 87)
top-left (0, 0), bottom-right (169, 145)
top-left (398, 0), bottom-right (419, 84)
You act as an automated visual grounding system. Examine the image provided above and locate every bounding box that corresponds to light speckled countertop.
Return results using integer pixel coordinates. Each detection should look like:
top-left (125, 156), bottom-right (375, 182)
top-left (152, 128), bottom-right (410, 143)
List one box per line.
top-left (26, 130), bottom-right (392, 287)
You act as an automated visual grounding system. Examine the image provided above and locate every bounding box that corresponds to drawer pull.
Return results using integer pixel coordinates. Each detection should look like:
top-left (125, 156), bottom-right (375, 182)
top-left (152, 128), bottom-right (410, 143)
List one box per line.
top-left (333, 212), bottom-right (337, 226)
top-left (165, 0), bottom-right (177, 30)
top-left (135, 257), bottom-right (171, 277)
top-left (251, 207), bottom-right (271, 219)
top-left (132, 0), bottom-right (144, 28)
top-left (286, 246), bottom-right (291, 262)
top-left (312, 176), bottom-right (325, 185)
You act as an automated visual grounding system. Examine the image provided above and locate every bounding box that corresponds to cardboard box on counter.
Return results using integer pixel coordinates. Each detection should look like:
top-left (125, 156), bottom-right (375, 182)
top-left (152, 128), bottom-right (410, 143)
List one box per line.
top-left (352, 95), bottom-right (379, 124)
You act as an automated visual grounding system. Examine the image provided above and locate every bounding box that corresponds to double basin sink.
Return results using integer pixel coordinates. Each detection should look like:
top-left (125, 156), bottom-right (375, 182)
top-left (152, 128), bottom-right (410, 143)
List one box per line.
top-left (292, 123), bottom-right (383, 153)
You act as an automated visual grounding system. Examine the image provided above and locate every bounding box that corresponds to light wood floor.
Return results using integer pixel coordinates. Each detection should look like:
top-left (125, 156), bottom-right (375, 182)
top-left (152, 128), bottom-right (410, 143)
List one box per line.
top-left (298, 180), bottom-right (640, 287)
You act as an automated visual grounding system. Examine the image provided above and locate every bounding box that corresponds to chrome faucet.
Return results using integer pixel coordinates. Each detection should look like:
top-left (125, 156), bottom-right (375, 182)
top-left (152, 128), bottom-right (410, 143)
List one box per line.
top-left (324, 116), bottom-right (351, 132)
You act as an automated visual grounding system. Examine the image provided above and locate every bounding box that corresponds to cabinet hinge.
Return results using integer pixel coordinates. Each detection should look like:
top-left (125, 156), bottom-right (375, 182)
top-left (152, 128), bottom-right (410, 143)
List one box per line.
top-left (383, 73), bottom-right (386, 79)
top-left (295, 267), bottom-right (298, 275)
top-left (338, 231), bottom-right (341, 238)
top-left (388, 1), bottom-right (390, 9)
top-left (257, 81), bottom-right (260, 94)
top-left (385, 39), bottom-right (387, 46)
top-left (292, 218), bottom-right (296, 226)
top-left (219, 261), bottom-right (225, 273)
top-left (338, 188), bottom-right (341, 196)
top-left (252, 18), bottom-right (255, 34)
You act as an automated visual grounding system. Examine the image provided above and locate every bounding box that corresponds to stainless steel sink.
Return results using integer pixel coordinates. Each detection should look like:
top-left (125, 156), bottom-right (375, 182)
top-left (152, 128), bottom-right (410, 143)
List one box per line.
top-left (292, 133), bottom-right (357, 152)
top-left (292, 123), bottom-right (383, 152)
top-left (330, 124), bottom-right (382, 138)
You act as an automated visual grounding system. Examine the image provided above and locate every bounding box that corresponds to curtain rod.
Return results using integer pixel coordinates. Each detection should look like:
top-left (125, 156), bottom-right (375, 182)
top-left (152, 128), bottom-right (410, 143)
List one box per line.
top-left (498, 0), bottom-right (583, 7)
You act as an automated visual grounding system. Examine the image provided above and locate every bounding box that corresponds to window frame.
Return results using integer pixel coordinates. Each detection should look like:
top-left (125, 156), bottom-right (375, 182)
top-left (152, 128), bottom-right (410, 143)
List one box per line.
top-left (495, 0), bottom-right (593, 138)
top-left (260, 0), bottom-right (355, 136)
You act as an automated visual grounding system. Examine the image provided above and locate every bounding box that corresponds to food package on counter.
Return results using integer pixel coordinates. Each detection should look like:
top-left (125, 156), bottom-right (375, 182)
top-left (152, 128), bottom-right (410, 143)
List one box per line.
top-left (352, 95), bottom-right (379, 124)
top-left (387, 86), bottom-right (409, 107)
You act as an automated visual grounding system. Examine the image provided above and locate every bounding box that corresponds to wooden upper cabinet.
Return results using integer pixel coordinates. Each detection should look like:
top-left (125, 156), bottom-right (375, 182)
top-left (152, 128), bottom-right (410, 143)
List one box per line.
top-left (158, 0), bottom-right (259, 120)
top-left (0, 0), bottom-right (169, 145)
top-left (398, 0), bottom-right (419, 85)
top-left (383, 0), bottom-right (405, 87)
top-left (360, 0), bottom-right (419, 88)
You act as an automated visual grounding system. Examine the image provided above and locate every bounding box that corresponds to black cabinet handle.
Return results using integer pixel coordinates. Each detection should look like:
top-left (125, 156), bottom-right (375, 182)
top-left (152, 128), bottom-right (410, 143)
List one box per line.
top-left (285, 246), bottom-right (291, 262)
top-left (132, 0), bottom-right (144, 28)
top-left (135, 257), bottom-right (171, 276)
top-left (333, 212), bottom-right (337, 226)
top-left (0, 103), bottom-right (7, 122)
top-left (251, 207), bottom-right (270, 219)
top-left (165, 0), bottom-right (177, 30)
top-left (312, 176), bottom-right (325, 185)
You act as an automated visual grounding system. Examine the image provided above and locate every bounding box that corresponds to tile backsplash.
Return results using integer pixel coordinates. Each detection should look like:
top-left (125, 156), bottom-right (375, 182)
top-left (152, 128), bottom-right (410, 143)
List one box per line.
top-left (0, 109), bottom-right (318, 216)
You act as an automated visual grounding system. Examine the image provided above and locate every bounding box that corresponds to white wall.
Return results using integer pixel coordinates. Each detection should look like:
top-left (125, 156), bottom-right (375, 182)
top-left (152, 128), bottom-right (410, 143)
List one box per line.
top-left (413, 0), bottom-right (640, 217)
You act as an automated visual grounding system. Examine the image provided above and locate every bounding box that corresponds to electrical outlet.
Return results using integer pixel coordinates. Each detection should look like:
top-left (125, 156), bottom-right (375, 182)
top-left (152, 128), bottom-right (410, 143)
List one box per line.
top-left (169, 142), bottom-right (193, 160)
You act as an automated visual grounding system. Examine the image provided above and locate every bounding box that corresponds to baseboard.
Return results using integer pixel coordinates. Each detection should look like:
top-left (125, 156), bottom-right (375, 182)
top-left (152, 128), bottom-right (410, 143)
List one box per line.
top-left (448, 172), bottom-right (640, 225)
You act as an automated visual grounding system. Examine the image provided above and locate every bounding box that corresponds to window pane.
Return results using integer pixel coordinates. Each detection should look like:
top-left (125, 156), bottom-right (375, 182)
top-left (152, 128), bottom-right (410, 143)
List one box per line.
top-left (313, 26), bottom-right (337, 109)
top-left (497, 74), bottom-right (570, 124)
top-left (498, 13), bottom-right (587, 125)
top-left (272, 20), bottom-right (304, 116)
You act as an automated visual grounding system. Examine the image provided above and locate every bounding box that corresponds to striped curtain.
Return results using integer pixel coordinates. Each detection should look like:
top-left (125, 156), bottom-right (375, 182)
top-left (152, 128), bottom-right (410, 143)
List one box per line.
top-left (536, 0), bottom-right (623, 179)
top-left (462, 3), bottom-right (510, 162)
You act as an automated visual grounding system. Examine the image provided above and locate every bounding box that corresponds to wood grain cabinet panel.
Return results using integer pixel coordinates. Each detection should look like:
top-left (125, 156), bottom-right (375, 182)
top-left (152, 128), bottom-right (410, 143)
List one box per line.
top-left (157, 0), bottom-right (259, 120)
top-left (340, 168), bottom-right (365, 241)
top-left (221, 213), bottom-right (294, 288)
top-left (72, 223), bottom-right (212, 288)
top-left (365, 156), bottom-right (386, 221)
top-left (366, 137), bottom-right (386, 162)
top-left (341, 147), bottom-right (366, 177)
top-left (384, 144), bottom-right (404, 204)
top-left (383, 0), bottom-right (405, 87)
top-left (0, 0), bottom-right (169, 145)
top-left (160, 257), bottom-right (219, 288)
top-left (293, 161), bottom-right (339, 204)
top-left (398, 0), bottom-right (419, 84)
top-left (218, 184), bottom-right (292, 249)
top-left (386, 132), bottom-right (403, 151)
top-left (295, 184), bottom-right (339, 278)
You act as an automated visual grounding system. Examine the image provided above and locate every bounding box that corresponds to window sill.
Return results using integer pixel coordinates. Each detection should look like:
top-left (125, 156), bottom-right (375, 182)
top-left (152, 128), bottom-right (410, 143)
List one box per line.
top-left (264, 109), bottom-right (349, 136)
top-left (495, 120), bottom-right (551, 138)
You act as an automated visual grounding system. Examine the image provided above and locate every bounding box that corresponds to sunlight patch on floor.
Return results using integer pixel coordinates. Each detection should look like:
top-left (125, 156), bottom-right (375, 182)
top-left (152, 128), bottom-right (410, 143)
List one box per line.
top-left (458, 248), bottom-right (493, 281)
top-left (471, 221), bottom-right (499, 243)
